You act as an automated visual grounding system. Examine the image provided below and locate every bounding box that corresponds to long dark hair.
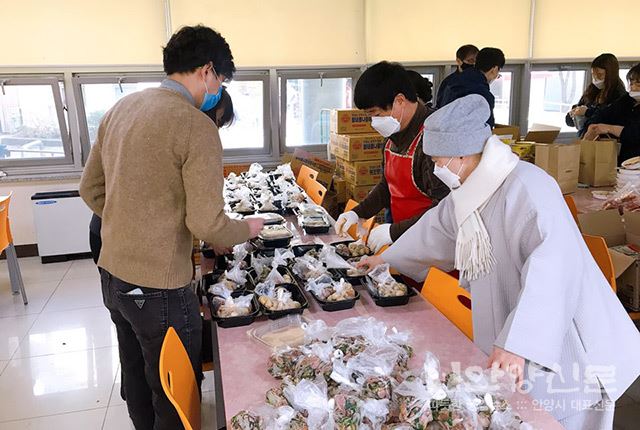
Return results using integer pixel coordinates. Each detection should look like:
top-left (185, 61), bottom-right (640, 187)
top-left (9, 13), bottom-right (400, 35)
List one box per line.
top-left (582, 53), bottom-right (625, 105)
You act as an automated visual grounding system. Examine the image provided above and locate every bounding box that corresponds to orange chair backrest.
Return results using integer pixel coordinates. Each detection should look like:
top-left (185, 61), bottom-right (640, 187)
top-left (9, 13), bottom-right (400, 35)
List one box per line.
top-left (306, 180), bottom-right (327, 206)
top-left (564, 195), bottom-right (581, 231)
top-left (0, 193), bottom-right (13, 252)
top-left (159, 327), bottom-right (201, 430)
top-left (422, 267), bottom-right (473, 340)
top-left (296, 165), bottom-right (319, 191)
top-left (583, 233), bottom-right (616, 292)
top-left (362, 217), bottom-right (376, 242)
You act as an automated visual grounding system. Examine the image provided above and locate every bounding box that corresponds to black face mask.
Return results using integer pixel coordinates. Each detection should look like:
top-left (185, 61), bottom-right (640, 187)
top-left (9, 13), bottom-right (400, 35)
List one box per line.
top-left (460, 62), bottom-right (474, 71)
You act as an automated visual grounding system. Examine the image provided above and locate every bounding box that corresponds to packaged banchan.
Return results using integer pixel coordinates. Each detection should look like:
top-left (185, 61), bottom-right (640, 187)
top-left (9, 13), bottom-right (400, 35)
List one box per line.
top-left (336, 158), bottom-right (383, 186)
top-left (579, 209), bottom-right (640, 311)
top-left (329, 133), bottom-right (385, 162)
top-left (330, 109), bottom-right (375, 134)
top-left (347, 182), bottom-right (376, 202)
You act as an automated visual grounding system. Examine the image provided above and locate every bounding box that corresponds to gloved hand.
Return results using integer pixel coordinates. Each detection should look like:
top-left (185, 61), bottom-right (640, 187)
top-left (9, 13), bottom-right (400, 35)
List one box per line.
top-left (367, 224), bottom-right (392, 253)
top-left (335, 211), bottom-right (359, 237)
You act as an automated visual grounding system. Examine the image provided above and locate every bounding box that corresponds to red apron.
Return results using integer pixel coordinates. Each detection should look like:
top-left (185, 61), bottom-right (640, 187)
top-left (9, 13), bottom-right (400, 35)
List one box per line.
top-left (385, 126), bottom-right (433, 223)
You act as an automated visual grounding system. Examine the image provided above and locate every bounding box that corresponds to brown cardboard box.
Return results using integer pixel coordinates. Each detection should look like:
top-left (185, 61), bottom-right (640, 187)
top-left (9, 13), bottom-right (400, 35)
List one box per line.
top-left (330, 109), bottom-right (376, 134)
top-left (329, 133), bottom-right (385, 161)
top-left (286, 148), bottom-right (336, 187)
top-left (579, 210), bottom-right (640, 310)
top-left (223, 164), bottom-right (251, 176)
top-left (331, 176), bottom-right (347, 204)
top-left (534, 143), bottom-right (581, 194)
top-left (579, 139), bottom-right (618, 187)
top-left (347, 183), bottom-right (376, 202)
top-left (336, 158), bottom-right (383, 186)
top-left (493, 124), bottom-right (521, 143)
top-left (524, 123), bottom-right (561, 143)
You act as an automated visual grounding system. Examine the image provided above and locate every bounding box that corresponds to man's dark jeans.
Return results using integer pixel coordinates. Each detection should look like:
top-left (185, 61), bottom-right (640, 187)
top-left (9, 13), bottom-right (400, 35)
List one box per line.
top-left (101, 270), bottom-right (203, 430)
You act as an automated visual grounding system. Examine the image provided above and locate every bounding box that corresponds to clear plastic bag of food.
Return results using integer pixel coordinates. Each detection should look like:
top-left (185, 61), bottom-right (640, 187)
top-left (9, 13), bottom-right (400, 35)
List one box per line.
top-left (305, 274), bottom-right (334, 300)
top-left (293, 254), bottom-right (328, 280)
top-left (603, 183), bottom-right (640, 211)
top-left (265, 266), bottom-right (287, 285)
top-left (303, 319), bottom-right (334, 343)
top-left (248, 162), bottom-right (265, 176)
top-left (360, 398), bottom-right (390, 430)
top-left (273, 248), bottom-right (295, 267)
top-left (232, 243), bottom-right (250, 264)
top-left (320, 245), bottom-right (354, 270)
top-left (420, 352), bottom-right (447, 401)
top-left (283, 379), bottom-right (334, 430)
top-left (255, 283), bottom-right (302, 312)
top-left (366, 264), bottom-right (408, 298)
top-left (333, 391), bottom-right (362, 429)
top-left (252, 255), bottom-right (274, 280)
top-left (209, 287), bottom-right (254, 318)
top-left (226, 261), bottom-right (248, 285)
top-left (394, 378), bottom-right (434, 428)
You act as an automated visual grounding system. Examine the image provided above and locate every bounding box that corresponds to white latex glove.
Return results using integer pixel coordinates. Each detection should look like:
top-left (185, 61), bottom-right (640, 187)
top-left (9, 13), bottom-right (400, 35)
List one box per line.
top-left (367, 224), bottom-right (392, 253)
top-left (335, 211), bottom-right (359, 236)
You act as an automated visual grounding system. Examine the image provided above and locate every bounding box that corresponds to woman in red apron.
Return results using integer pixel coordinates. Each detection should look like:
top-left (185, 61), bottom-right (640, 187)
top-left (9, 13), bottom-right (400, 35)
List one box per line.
top-left (336, 62), bottom-right (449, 278)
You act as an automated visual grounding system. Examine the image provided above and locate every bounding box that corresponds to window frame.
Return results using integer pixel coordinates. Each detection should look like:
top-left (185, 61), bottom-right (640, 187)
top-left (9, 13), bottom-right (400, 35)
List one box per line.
top-left (278, 68), bottom-right (361, 154)
top-left (491, 63), bottom-right (524, 125)
top-left (0, 75), bottom-right (73, 170)
top-left (72, 72), bottom-right (166, 164)
top-left (526, 62), bottom-right (590, 140)
top-left (218, 70), bottom-right (272, 157)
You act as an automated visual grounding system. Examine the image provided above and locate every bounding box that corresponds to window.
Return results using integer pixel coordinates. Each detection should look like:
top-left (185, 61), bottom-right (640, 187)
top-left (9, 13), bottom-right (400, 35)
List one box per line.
top-left (218, 73), bottom-right (269, 153)
top-left (73, 75), bottom-right (163, 158)
top-left (280, 70), bottom-right (359, 149)
top-left (0, 77), bottom-right (71, 168)
top-left (528, 69), bottom-right (586, 133)
top-left (490, 71), bottom-right (512, 125)
top-left (620, 68), bottom-right (631, 90)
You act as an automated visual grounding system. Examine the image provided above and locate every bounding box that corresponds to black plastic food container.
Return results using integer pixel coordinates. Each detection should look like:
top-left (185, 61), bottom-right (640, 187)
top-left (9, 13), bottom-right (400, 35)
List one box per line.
top-left (209, 291), bottom-right (260, 328)
top-left (308, 289), bottom-right (360, 312)
top-left (365, 275), bottom-right (417, 307)
top-left (257, 283), bottom-right (308, 320)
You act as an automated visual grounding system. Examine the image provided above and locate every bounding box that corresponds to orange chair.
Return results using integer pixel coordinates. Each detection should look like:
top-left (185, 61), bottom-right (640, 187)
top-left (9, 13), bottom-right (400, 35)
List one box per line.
top-left (0, 194), bottom-right (27, 305)
top-left (305, 179), bottom-right (327, 206)
top-left (564, 195), bottom-right (581, 231)
top-left (296, 165), bottom-right (319, 192)
top-left (422, 267), bottom-right (473, 340)
top-left (341, 199), bottom-right (376, 240)
top-left (159, 327), bottom-right (201, 430)
top-left (583, 234), bottom-right (616, 292)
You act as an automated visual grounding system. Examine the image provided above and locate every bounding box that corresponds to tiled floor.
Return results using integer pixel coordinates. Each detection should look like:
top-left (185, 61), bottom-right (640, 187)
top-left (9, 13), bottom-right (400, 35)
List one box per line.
top-left (0, 256), bottom-right (638, 429)
top-left (0, 257), bottom-right (216, 429)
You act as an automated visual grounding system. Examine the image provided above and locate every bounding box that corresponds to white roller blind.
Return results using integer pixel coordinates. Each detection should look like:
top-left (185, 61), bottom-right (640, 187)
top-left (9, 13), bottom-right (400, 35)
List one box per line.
top-left (534, 0), bottom-right (637, 59)
top-left (365, 0), bottom-right (531, 63)
top-left (170, 0), bottom-right (367, 67)
top-left (0, 0), bottom-right (166, 65)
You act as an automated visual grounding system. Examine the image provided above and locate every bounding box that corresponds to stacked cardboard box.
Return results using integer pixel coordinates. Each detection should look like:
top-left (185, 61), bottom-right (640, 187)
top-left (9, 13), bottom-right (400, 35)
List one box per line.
top-left (328, 109), bottom-right (384, 205)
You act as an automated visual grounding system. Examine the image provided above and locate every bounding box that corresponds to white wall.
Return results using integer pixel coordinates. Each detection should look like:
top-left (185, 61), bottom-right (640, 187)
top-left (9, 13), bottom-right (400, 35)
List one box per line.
top-left (0, 180), bottom-right (81, 246)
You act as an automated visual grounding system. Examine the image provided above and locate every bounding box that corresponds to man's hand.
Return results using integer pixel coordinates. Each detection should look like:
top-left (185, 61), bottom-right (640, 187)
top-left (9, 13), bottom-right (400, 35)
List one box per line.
top-left (245, 217), bottom-right (265, 238)
top-left (212, 245), bottom-right (233, 256)
top-left (487, 346), bottom-right (525, 388)
top-left (356, 254), bottom-right (385, 272)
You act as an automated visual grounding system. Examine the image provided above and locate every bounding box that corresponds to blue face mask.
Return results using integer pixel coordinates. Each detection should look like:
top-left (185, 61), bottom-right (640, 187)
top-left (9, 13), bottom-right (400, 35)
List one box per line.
top-left (200, 69), bottom-right (223, 112)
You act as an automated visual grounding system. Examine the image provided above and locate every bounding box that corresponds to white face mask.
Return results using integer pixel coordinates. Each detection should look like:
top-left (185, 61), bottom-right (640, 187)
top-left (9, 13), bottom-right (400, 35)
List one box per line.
top-left (434, 158), bottom-right (464, 190)
top-left (370, 103), bottom-right (404, 138)
top-left (629, 91), bottom-right (640, 102)
top-left (592, 77), bottom-right (605, 89)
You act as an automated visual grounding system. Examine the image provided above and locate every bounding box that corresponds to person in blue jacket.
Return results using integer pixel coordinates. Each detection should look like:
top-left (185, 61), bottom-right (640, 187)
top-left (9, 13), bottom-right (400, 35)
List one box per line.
top-left (437, 47), bottom-right (505, 127)
top-left (435, 44), bottom-right (479, 109)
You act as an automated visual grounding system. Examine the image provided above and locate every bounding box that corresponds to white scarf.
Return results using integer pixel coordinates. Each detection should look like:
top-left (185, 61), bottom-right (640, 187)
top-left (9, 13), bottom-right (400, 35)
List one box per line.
top-left (450, 135), bottom-right (519, 281)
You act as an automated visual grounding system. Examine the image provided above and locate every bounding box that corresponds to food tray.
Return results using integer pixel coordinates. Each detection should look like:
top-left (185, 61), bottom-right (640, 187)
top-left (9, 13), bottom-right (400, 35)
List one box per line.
top-left (251, 266), bottom-right (298, 287)
top-left (258, 283), bottom-right (309, 320)
top-left (246, 212), bottom-right (285, 225)
top-left (291, 243), bottom-right (324, 257)
top-left (248, 314), bottom-right (310, 348)
top-left (256, 200), bottom-right (286, 215)
top-left (365, 275), bottom-right (417, 307)
top-left (328, 268), bottom-right (367, 286)
top-left (302, 224), bottom-right (331, 235)
top-left (258, 226), bottom-right (294, 248)
top-left (202, 269), bottom-right (254, 297)
top-left (330, 239), bottom-right (373, 263)
top-left (209, 291), bottom-right (260, 328)
top-left (308, 289), bottom-right (360, 312)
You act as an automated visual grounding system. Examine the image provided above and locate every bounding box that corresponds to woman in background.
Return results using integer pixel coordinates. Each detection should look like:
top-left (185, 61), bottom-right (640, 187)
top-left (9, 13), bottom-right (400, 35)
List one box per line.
top-left (566, 53), bottom-right (627, 136)
top-left (583, 64), bottom-right (640, 164)
top-left (407, 70), bottom-right (435, 110)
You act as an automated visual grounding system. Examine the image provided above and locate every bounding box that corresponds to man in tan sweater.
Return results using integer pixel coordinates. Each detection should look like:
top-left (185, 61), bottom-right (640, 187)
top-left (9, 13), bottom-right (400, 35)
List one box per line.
top-left (80, 25), bottom-right (263, 430)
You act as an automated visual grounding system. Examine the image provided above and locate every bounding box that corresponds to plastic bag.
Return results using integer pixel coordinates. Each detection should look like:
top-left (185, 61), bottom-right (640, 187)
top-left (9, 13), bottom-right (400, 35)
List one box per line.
top-left (292, 254), bottom-right (327, 280)
top-left (603, 183), bottom-right (640, 211)
top-left (283, 379), bottom-right (334, 430)
top-left (305, 274), bottom-right (334, 299)
top-left (420, 352), bottom-right (447, 401)
top-left (303, 319), bottom-right (334, 343)
top-left (333, 317), bottom-right (388, 345)
top-left (320, 245), bottom-right (354, 270)
top-left (226, 262), bottom-right (248, 285)
top-left (232, 244), bottom-right (250, 264)
top-left (248, 163), bottom-right (264, 176)
top-left (265, 266), bottom-right (286, 285)
top-left (252, 255), bottom-right (274, 279)
top-left (394, 378), bottom-right (434, 427)
top-left (275, 163), bottom-right (295, 180)
top-left (210, 288), bottom-right (254, 318)
top-left (273, 248), bottom-right (295, 267)
top-left (368, 264), bottom-right (396, 286)
top-left (360, 398), bottom-right (390, 430)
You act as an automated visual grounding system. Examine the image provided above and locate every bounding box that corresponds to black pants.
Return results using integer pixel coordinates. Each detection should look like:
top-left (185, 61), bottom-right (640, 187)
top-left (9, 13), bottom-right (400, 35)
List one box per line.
top-left (101, 270), bottom-right (203, 430)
